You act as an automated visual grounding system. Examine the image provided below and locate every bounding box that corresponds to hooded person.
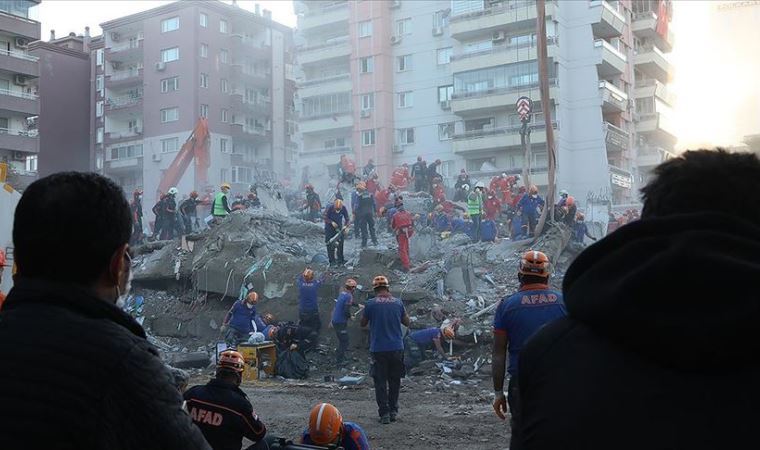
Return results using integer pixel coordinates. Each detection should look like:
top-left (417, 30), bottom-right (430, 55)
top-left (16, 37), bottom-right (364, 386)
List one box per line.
top-left (515, 150), bottom-right (760, 450)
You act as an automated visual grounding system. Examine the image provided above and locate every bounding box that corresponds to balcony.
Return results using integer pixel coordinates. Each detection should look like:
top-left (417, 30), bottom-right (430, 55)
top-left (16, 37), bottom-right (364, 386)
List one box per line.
top-left (599, 81), bottom-right (627, 113)
top-left (0, 49), bottom-right (39, 77)
top-left (637, 146), bottom-right (675, 170)
top-left (298, 1), bottom-right (349, 31)
top-left (590, 1), bottom-right (626, 39)
top-left (297, 73), bottom-right (351, 99)
top-left (106, 157), bottom-right (143, 171)
top-left (0, 10), bottom-right (41, 40)
top-left (609, 164), bottom-right (633, 189)
top-left (450, 1), bottom-right (556, 40)
top-left (230, 34), bottom-right (270, 56)
top-left (451, 79), bottom-right (558, 116)
top-left (604, 122), bottom-right (629, 153)
top-left (595, 39), bottom-right (626, 77)
top-left (230, 65), bottom-right (271, 86)
top-left (231, 123), bottom-right (270, 142)
top-left (105, 95), bottom-right (143, 112)
top-left (105, 129), bottom-right (143, 144)
top-left (299, 145), bottom-right (352, 157)
top-left (451, 36), bottom-right (558, 73)
top-left (0, 88), bottom-right (38, 116)
top-left (452, 122), bottom-right (557, 154)
top-left (296, 38), bottom-right (350, 66)
top-left (105, 68), bottom-right (143, 88)
top-left (230, 92), bottom-right (270, 116)
top-left (106, 39), bottom-right (143, 62)
top-left (632, 11), bottom-right (674, 53)
top-left (298, 111), bottom-right (352, 134)
top-left (634, 79), bottom-right (675, 106)
top-left (0, 128), bottom-right (38, 153)
top-left (636, 112), bottom-right (677, 146)
top-left (634, 45), bottom-right (673, 84)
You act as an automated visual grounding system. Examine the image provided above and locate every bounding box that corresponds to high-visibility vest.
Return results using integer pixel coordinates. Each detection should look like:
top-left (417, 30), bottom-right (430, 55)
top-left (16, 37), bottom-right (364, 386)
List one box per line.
top-left (467, 192), bottom-right (482, 216)
top-left (213, 191), bottom-right (228, 217)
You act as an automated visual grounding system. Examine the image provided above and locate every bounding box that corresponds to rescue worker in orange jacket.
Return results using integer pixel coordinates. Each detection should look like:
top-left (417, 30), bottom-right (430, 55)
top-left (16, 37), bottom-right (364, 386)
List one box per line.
top-left (390, 163), bottom-right (410, 190)
top-left (390, 202), bottom-right (415, 272)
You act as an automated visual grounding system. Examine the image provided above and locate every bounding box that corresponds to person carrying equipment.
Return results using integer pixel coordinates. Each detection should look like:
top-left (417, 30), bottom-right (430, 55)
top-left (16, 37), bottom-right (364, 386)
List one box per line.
top-left (301, 403), bottom-right (370, 450)
top-left (324, 199), bottom-right (350, 267)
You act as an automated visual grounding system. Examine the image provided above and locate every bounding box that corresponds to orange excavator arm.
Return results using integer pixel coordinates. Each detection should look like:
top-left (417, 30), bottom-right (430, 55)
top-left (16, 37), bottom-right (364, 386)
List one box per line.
top-left (157, 118), bottom-right (211, 196)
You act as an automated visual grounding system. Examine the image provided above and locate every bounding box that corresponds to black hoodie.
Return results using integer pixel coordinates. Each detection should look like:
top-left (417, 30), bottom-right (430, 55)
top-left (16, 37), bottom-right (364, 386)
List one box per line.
top-left (516, 212), bottom-right (760, 450)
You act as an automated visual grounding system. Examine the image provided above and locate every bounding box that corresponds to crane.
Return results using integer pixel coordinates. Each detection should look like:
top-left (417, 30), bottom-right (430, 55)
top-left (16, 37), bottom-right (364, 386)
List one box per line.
top-left (156, 117), bottom-right (211, 196)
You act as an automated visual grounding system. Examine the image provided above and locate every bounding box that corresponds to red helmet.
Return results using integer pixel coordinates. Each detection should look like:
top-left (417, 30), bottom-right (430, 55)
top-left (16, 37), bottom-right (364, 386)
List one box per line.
top-left (217, 350), bottom-right (245, 373)
top-left (308, 403), bottom-right (343, 445)
top-left (519, 251), bottom-right (551, 277)
top-left (190, 191), bottom-right (199, 199)
top-left (566, 196), bottom-right (575, 207)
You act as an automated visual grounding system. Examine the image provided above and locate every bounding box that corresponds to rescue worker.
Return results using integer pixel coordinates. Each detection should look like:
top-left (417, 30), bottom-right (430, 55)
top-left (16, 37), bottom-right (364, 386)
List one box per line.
top-left (297, 268), bottom-right (325, 351)
top-left (454, 169), bottom-right (471, 202)
top-left (491, 250), bottom-right (566, 449)
top-left (572, 212), bottom-right (597, 244)
top-left (245, 192), bottom-right (261, 209)
top-left (179, 191), bottom-right (201, 234)
top-left (390, 202), bottom-right (414, 272)
top-left (426, 159), bottom-right (442, 193)
top-left (410, 156), bottom-right (427, 193)
top-left (511, 185), bottom-right (527, 210)
top-left (151, 193), bottom-right (166, 240)
top-left (330, 278), bottom-right (361, 368)
top-left (212, 183), bottom-right (232, 224)
top-left (231, 194), bottom-right (246, 211)
top-left (484, 190), bottom-right (502, 221)
top-left (431, 177), bottom-right (446, 204)
top-left (0, 249), bottom-right (6, 311)
top-left (390, 163), bottom-right (410, 190)
top-left (511, 210), bottom-right (527, 240)
top-left (362, 158), bottom-right (376, 179)
top-left (184, 350), bottom-right (270, 450)
top-left (491, 173), bottom-right (518, 206)
top-left (354, 182), bottom-right (378, 248)
top-left (221, 289), bottom-right (266, 347)
top-left (161, 187), bottom-right (181, 240)
top-left (324, 199), bottom-right (350, 267)
top-left (405, 326), bottom-right (455, 371)
top-left (562, 196), bottom-right (577, 226)
top-left (303, 184), bottom-right (322, 222)
top-left (467, 182), bottom-right (485, 242)
top-left (338, 154), bottom-right (358, 186)
top-left (361, 275), bottom-right (411, 424)
top-left (518, 185), bottom-right (545, 237)
top-left (556, 189), bottom-right (569, 207)
top-left (365, 173), bottom-right (380, 195)
top-left (130, 188), bottom-right (143, 245)
top-left (302, 403), bottom-right (370, 450)
top-left (432, 205), bottom-right (451, 232)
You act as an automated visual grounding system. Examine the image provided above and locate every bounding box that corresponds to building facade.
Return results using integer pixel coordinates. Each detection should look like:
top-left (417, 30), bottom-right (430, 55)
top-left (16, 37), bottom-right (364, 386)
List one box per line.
top-left (293, 0), bottom-right (676, 207)
top-left (0, 0), bottom-right (40, 188)
top-left (92, 0), bottom-right (295, 211)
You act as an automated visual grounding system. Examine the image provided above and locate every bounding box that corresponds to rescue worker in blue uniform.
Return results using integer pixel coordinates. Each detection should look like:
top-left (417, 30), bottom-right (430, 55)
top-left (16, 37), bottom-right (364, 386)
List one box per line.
top-left (221, 290), bottom-right (266, 346)
top-left (297, 268), bottom-right (325, 351)
top-left (331, 278), bottom-right (360, 368)
top-left (404, 325), bottom-right (456, 371)
top-left (302, 403), bottom-right (370, 450)
top-left (324, 199), bottom-right (350, 267)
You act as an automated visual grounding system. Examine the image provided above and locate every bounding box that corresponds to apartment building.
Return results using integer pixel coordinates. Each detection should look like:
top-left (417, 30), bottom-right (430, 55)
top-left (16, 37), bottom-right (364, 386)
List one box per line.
top-left (92, 0), bottom-right (294, 210)
top-left (294, 0), bottom-right (676, 207)
top-left (0, 0), bottom-right (40, 188)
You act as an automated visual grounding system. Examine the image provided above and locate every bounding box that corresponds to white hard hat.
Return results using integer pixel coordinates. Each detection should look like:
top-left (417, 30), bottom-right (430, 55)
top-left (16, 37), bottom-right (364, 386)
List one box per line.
top-left (501, 172), bottom-right (508, 177)
top-left (168, 187), bottom-right (178, 195)
top-left (462, 184), bottom-right (470, 190)
top-left (559, 189), bottom-right (568, 196)
top-left (475, 181), bottom-right (485, 189)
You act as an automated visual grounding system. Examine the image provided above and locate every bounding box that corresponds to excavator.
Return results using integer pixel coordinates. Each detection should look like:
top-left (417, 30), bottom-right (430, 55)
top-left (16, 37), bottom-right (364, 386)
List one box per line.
top-left (157, 117), bottom-right (211, 197)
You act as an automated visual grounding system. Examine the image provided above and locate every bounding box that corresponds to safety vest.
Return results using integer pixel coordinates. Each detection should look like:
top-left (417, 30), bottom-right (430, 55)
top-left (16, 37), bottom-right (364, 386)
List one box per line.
top-left (467, 192), bottom-right (482, 216)
top-left (213, 191), bottom-right (228, 217)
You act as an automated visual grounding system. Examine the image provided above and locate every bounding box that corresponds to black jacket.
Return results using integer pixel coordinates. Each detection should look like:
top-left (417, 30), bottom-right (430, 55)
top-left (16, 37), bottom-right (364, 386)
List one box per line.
top-left (184, 379), bottom-right (266, 450)
top-left (0, 278), bottom-right (210, 450)
top-left (518, 212), bottom-right (760, 450)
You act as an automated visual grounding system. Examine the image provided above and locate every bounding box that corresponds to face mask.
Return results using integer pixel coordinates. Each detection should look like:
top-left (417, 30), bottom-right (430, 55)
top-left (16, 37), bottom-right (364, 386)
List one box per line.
top-left (531, 194), bottom-right (537, 198)
top-left (115, 267), bottom-right (133, 309)
top-left (245, 301), bottom-right (254, 309)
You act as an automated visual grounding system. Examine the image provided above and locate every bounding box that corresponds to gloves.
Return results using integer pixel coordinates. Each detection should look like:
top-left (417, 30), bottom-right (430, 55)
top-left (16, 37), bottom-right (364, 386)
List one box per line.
top-left (332, 221), bottom-right (339, 229)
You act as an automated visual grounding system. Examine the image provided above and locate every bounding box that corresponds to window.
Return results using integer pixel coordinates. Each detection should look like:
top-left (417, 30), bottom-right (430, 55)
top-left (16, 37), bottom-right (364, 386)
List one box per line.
top-left (200, 43), bottom-right (208, 58)
top-left (453, 60), bottom-right (544, 96)
top-left (95, 75), bottom-right (104, 93)
top-left (219, 19), bottom-right (228, 33)
top-left (361, 93), bottom-right (374, 111)
top-left (396, 18), bottom-right (411, 36)
top-left (399, 128), bottom-right (415, 145)
top-left (200, 73), bottom-right (208, 88)
top-left (161, 107), bottom-right (179, 123)
top-left (200, 104), bottom-right (208, 118)
top-left (161, 137), bottom-right (179, 153)
top-left (437, 47), bottom-right (452, 65)
top-left (110, 144), bottom-right (144, 160)
top-left (96, 101), bottom-right (103, 117)
top-left (161, 17), bottom-right (179, 33)
top-left (220, 138), bottom-right (229, 153)
top-left (510, 33), bottom-right (536, 48)
top-left (96, 49), bottom-right (104, 66)
top-left (360, 56), bottom-right (374, 74)
top-left (24, 155), bottom-right (37, 172)
top-left (438, 85), bottom-right (453, 102)
top-left (220, 168), bottom-right (229, 183)
top-left (161, 47), bottom-right (179, 62)
top-left (128, 119), bottom-right (138, 131)
top-left (361, 129), bottom-right (376, 146)
top-left (221, 108), bottom-right (228, 123)
top-left (219, 49), bottom-right (228, 64)
top-left (161, 76), bottom-right (179, 92)
top-left (438, 122), bottom-right (454, 140)
top-left (397, 54), bottom-right (412, 72)
top-left (301, 92), bottom-right (351, 118)
top-left (359, 20), bottom-right (373, 37)
top-left (465, 40), bottom-right (493, 54)
top-left (231, 166), bottom-right (253, 184)
top-left (96, 127), bottom-right (104, 144)
top-left (398, 91), bottom-right (413, 108)
top-left (433, 10), bottom-right (449, 28)
top-left (200, 12), bottom-right (208, 27)
top-left (220, 78), bottom-right (228, 93)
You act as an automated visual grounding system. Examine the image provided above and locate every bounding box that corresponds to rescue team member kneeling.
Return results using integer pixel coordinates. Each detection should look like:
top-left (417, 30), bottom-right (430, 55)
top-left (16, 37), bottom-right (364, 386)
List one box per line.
top-left (185, 350), bottom-right (272, 450)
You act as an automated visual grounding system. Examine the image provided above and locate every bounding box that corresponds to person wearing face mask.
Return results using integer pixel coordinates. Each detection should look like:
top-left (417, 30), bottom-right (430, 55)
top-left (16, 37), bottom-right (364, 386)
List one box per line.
top-left (130, 188), bottom-right (144, 245)
top-left (0, 172), bottom-right (210, 449)
top-left (221, 289), bottom-right (267, 347)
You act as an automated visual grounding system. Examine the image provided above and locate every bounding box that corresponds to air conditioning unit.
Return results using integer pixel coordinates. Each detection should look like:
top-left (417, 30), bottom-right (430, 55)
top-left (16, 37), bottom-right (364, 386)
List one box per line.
top-left (12, 151), bottom-right (26, 161)
top-left (155, 62), bottom-right (166, 71)
top-left (152, 153), bottom-right (162, 162)
top-left (492, 31), bottom-right (506, 42)
top-left (390, 0), bottom-right (401, 8)
top-left (440, 100), bottom-right (451, 110)
top-left (111, 32), bottom-right (120, 42)
top-left (390, 35), bottom-right (402, 45)
top-left (432, 27), bottom-right (443, 36)
top-left (14, 37), bottom-right (29, 48)
top-left (13, 74), bottom-right (28, 86)
top-left (360, 109), bottom-right (371, 118)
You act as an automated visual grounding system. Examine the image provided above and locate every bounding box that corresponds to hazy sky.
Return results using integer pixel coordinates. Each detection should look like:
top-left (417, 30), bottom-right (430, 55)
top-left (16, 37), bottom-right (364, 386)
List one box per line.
top-left (37, 0), bottom-right (296, 38)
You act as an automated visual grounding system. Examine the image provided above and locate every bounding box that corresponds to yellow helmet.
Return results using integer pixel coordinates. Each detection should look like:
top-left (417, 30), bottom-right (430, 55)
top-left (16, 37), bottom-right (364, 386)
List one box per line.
top-left (221, 183), bottom-right (231, 190)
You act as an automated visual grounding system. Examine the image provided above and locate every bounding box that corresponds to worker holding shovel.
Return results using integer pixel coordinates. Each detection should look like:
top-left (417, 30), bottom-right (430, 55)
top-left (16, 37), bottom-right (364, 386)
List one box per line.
top-left (324, 199), bottom-right (350, 267)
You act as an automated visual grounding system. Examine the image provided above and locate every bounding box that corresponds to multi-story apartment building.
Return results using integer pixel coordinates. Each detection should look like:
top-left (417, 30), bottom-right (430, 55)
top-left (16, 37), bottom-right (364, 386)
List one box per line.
top-left (0, 0), bottom-right (40, 188)
top-left (294, 0), bottom-right (676, 207)
top-left (91, 0), bottom-right (295, 210)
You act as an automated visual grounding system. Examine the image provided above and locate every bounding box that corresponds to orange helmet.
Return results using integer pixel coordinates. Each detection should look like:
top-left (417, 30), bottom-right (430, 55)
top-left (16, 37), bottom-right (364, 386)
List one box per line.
top-left (356, 182), bottom-right (366, 191)
top-left (529, 185), bottom-right (539, 195)
top-left (0, 249), bottom-right (6, 267)
top-left (303, 268), bottom-right (315, 282)
top-left (442, 327), bottom-right (455, 340)
top-left (519, 250), bottom-right (551, 277)
top-left (308, 403), bottom-right (343, 445)
top-left (345, 278), bottom-right (357, 289)
top-left (218, 350), bottom-right (245, 373)
top-left (190, 191), bottom-right (199, 198)
top-left (566, 196), bottom-right (575, 207)
top-left (267, 326), bottom-right (279, 340)
top-left (245, 290), bottom-right (259, 304)
top-left (372, 275), bottom-right (390, 289)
